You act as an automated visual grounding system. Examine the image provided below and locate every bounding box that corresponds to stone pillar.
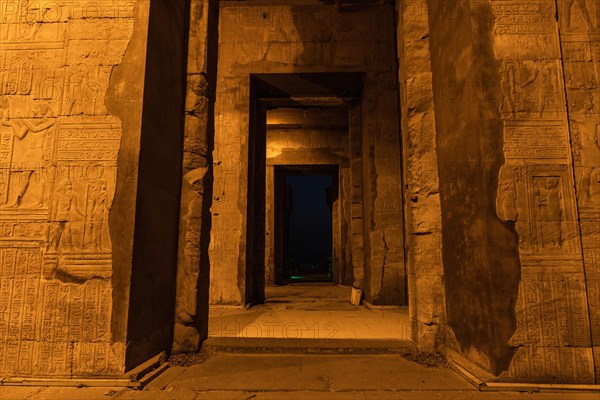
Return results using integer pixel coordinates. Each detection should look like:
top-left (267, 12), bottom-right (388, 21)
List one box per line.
top-left (173, 0), bottom-right (219, 354)
top-left (0, 0), bottom-right (145, 377)
top-left (397, 0), bottom-right (446, 351)
top-left (265, 165), bottom-right (275, 284)
top-left (0, 0), bottom-right (190, 376)
top-left (421, 0), bottom-right (595, 383)
top-left (339, 165), bottom-right (353, 285)
top-left (481, 0), bottom-right (595, 383)
top-left (558, 0), bottom-right (599, 383)
top-left (361, 72), bottom-right (406, 306)
top-left (348, 106), bottom-right (366, 289)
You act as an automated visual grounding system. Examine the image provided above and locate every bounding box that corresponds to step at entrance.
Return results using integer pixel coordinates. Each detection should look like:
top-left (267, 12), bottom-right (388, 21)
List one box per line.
top-left (202, 337), bottom-right (416, 356)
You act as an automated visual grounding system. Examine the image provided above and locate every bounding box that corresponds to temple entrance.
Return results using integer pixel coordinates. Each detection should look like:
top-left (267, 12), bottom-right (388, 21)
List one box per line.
top-left (206, 43), bottom-right (409, 351)
top-left (274, 166), bottom-right (337, 284)
top-left (210, 70), bottom-right (406, 309)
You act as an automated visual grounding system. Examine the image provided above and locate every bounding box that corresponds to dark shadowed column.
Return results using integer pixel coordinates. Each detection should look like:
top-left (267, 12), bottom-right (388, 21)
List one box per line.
top-left (172, 0), bottom-right (219, 354)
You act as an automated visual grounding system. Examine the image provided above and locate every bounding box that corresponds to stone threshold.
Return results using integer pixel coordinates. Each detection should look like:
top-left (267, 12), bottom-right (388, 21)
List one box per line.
top-left (0, 352), bottom-right (168, 389)
top-left (446, 349), bottom-right (600, 393)
top-left (202, 337), bottom-right (416, 355)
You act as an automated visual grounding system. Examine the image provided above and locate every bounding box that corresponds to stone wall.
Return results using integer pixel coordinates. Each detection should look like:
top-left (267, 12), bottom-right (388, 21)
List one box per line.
top-left (420, 0), bottom-right (598, 383)
top-left (489, 0), bottom-right (598, 383)
top-left (3, 0), bottom-right (597, 384)
top-left (0, 0), bottom-right (144, 376)
top-left (122, 0), bottom-right (190, 371)
top-left (0, 0), bottom-right (191, 377)
top-left (426, 0), bottom-right (523, 376)
top-left (557, 0), bottom-right (600, 382)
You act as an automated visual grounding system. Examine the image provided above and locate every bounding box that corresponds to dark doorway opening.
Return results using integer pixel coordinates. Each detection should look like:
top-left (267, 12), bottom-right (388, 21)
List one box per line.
top-left (248, 73), bottom-right (363, 305)
top-left (285, 174), bottom-right (333, 281)
top-left (275, 166), bottom-right (338, 284)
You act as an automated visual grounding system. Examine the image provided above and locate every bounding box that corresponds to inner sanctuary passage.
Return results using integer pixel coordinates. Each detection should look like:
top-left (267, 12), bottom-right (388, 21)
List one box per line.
top-left (280, 171), bottom-right (334, 283)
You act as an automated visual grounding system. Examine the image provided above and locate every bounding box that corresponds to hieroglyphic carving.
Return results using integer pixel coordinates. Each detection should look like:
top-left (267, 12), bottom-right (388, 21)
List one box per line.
top-left (558, 0), bottom-right (600, 380)
top-left (0, 246), bottom-right (42, 374)
top-left (0, 0), bottom-right (136, 377)
top-left (48, 178), bottom-right (83, 251)
top-left (585, 247), bottom-right (600, 344)
top-left (570, 119), bottom-right (600, 187)
top-left (44, 164), bottom-right (115, 279)
top-left (491, 0), bottom-right (596, 383)
top-left (486, 0), bottom-right (558, 59)
top-left (503, 271), bottom-right (594, 383)
top-left (510, 272), bottom-right (591, 347)
top-left (56, 117), bottom-right (122, 161)
top-left (0, 0), bottom-right (69, 42)
top-left (490, 1), bottom-right (555, 35)
top-left (503, 123), bottom-right (569, 159)
top-left (501, 346), bottom-right (595, 383)
top-left (31, 278), bottom-right (118, 375)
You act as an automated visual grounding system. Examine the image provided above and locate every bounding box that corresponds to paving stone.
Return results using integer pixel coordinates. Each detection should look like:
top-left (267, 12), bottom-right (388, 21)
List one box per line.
top-left (26, 387), bottom-right (124, 400)
top-left (145, 366), bottom-right (188, 390)
top-left (173, 354), bottom-right (328, 391)
top-left (0, 386), bottom-right (44, 400)
top-left (114, 388), bottom-right (198, 400)
top-left (194, 392), bottom-right (256, 400)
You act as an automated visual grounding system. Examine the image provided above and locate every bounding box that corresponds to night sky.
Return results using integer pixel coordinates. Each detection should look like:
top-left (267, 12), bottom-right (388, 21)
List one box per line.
top-left (286, 175), bottom-right (333, 268)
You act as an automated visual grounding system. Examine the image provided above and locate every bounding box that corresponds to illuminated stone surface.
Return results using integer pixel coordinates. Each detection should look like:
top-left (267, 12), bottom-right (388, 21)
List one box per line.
top-left (0, 0), bottom-right (598, 385)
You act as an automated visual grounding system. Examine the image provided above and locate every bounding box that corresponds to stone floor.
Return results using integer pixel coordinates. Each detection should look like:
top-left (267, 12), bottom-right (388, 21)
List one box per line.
top-left (208, 284), bottom-right (411, 341)
top-left (3, 353), bottom-right (598, 400)
top-left (2, 285), bottom-right (598, 399)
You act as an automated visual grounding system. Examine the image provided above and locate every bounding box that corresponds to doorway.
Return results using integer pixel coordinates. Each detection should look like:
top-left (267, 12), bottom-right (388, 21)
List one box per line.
top-left (275, 166), bottom-right (338, 284)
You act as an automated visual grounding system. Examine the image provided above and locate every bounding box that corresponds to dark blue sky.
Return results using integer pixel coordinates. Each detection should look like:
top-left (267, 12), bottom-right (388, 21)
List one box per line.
top-left (286, 175), bottom-right (333, 264)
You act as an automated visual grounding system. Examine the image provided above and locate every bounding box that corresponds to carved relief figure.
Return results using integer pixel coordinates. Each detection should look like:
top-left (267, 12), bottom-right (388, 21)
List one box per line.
top-left (565, 45), bottom-right (598, 90)
top-left (569, 92), bottom-right (597, 115)
top-left (22, 0), bottom-right (49, 41)
top-left (582, 92), bottom-right (595, 115)
top-left (64, 64), bottom-right (88, 116)
top-left (521, 60), bottom-right (560, 118)
top-left (48, 179), bottom-right (84, 251)
top-left (579, 168), bottom-right (593, 204)
top-left (0, 99), bottom-right (11, 205)
top-left (2, 100), bottom-right (55, 208)
top-left (500, 60), bottom-right (561, 119)
top-left (497, 178), bottom-right (518, 222)
top-left (579, 167), bottom-right (600, 206)
top-left (500, 61), bottom-right (518, 116)
top-left (563, 0), bottom-right (594, 32)
top-left (87, 180), bottom-right (110, 251)
top-left (572, 108), bottom-right (600, 166)
top-left (535, 177), bottom-right (564, 248)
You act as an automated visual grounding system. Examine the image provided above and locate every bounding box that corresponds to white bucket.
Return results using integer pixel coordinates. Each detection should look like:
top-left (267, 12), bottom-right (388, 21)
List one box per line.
top-left (350, 287), bottom-right (363, 306)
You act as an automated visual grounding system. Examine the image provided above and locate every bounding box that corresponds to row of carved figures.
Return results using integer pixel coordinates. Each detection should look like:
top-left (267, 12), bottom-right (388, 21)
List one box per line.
top-left (47, 177), bottom-right (111, 253)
